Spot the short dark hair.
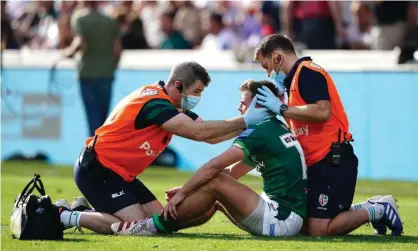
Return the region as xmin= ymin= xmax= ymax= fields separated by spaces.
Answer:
xmin=239 ymin=80 xmax=279 ymax=98
xmin=162 ymin=9 xmax=176 ymax=20
xmin=85 ymin=1 xmax=99 ymax=8
xmin=254 ymin=34 xmax=296 ymax=59
xmin=210 ymin=12 xmax=223 ymax=25
xmin=168 ymin=61 xmax=211 ymax=88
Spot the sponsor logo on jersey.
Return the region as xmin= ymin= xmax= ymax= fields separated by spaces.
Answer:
xmin=139 ymin=141 xmax=163 ymax=156
xmin=319 ymin=194 xmax=329 ymax=207
xmin=282 ymin=134 xmax=297 ymax=144
xmin=140 ymin=141 xmax=154 ymax=156
xmin=292 ymin=125 xmax=309 ymax=137
xmin=142 ymin=89 xmax=158 ymax=97
xmin=279 ymin=133 xmax=298 ymax=148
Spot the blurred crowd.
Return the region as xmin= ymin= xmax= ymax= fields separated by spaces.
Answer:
xmin=1 ymin=1 xmax=418 ymax=56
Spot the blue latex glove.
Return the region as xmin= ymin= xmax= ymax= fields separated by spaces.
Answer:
xmin=243 ymin=96 xmax=273 ymax=127
xmin=256 ymin=86 xmax=283 ymax=115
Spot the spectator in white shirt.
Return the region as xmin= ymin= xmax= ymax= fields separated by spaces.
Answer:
xmin=346 ymin=2 xmax=373 ymax=50
xmin=200 ymin=12 xmax=239 ymax=50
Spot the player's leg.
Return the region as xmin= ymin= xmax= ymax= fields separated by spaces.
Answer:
xmin=164 ymin=187 xmax=220 ymax=228
xmin=177 ymin=201 xmax=244 ymax=230
xmin=112 ymin=173 xmax=261 ymax=235
xmin=113 ymin=174 xmax=303 ymax=237
xmin=214 ymin=201 xmax=248 ymax=230
xmin=178 ymin=203 xmax=218 ymax=229
xmin=165 ymin=187 xmax=219 ymax=228
xmin=170 ymin=173 xmax=261 ymax=225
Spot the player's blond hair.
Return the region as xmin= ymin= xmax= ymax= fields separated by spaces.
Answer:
xmin=239 ymin=80 xmax=279 ymax=98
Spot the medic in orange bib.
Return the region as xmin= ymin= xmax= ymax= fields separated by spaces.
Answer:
xmin=254 ymin=34 xmax=403 ymax=237
xmin=56 ymin=61 xmax=272 ymax=234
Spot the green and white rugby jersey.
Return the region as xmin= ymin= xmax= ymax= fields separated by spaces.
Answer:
xmin=233 ymin=118 xmax=307 ymax=218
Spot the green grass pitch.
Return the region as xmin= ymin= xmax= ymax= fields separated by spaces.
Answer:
xmin=1 ymin=161 xmax=418 ymax=251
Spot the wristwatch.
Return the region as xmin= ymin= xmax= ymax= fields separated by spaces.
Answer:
xmin=279 ymin=104 xmax=288 ymax=116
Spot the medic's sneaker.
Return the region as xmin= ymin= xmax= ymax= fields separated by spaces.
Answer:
xmin=71 ymin=196 xmax=93 ymax=212
xmin=57 ymin=205 xmax=74 ymax=231
xmin=368 ymin=195 xmax=385 ymax=203
xmin=112 ymin=220 xmax=155 ymax=236
xmin=368 ymin=195 xmax=387 ymax=235
xmin=368 ymin=195 xmax=401 ymax=235
xmin=376 ymin=196 xmax=403 ymax=236
xmin=55 ymin=198 xmax=88 ymax=232
xmin=55 ymin=199 xmax=71 ymax=210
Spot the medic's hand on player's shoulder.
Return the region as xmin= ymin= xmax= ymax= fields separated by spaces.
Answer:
xmin=243 ymin=96 xmax=274 ymax=127
xmin=256 ymin=86 xmax=283 ymax=115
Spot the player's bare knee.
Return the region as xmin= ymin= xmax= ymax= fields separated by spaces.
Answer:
xmin=202 ymin=179 xmax=218 ymax=194
xmin=202 ymin=174 xmax=227 ymax=195
xmin=207 ymin=173 xmax=228 ymax=189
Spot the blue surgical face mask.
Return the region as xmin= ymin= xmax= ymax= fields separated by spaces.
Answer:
xmin=181 ymin=95 xmax=200 ymax=110
xmin=270 ymin=54 xmax=287 ymax=94
xmin=270 ymin=70 xmax=287 ymax=94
